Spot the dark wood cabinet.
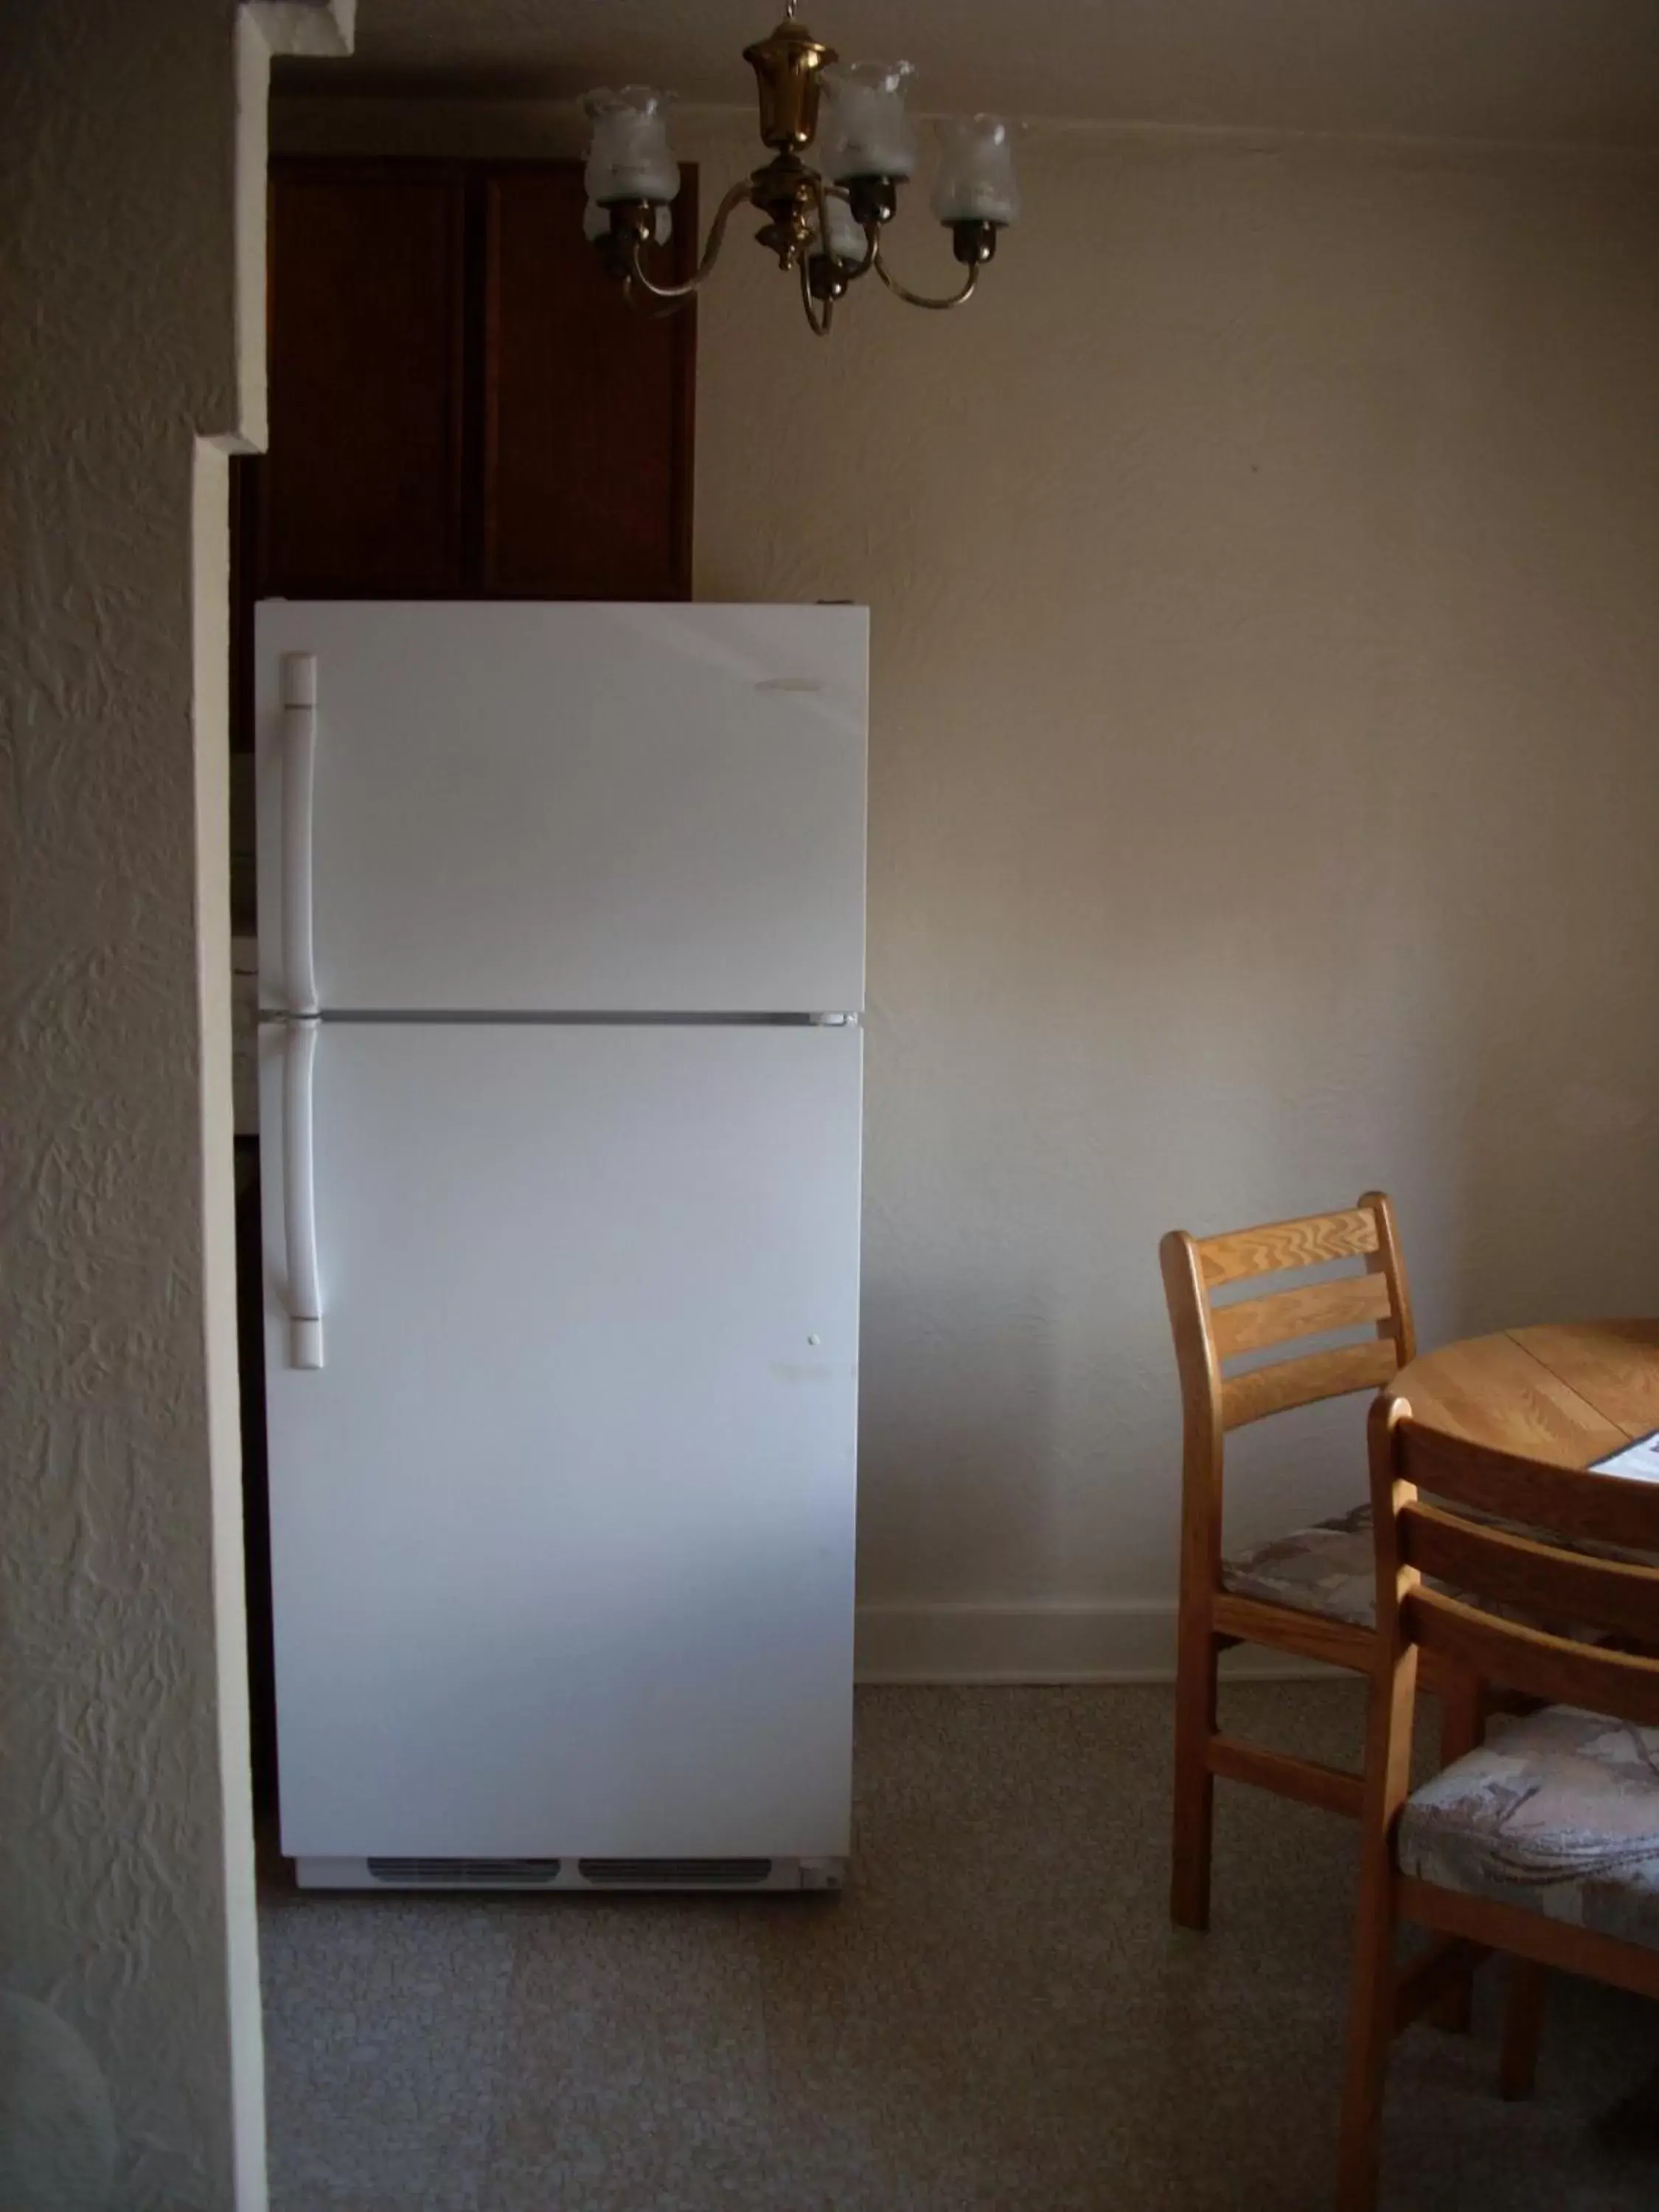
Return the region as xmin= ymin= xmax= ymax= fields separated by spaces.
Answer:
xmin=243 ymin=156 xmax=695 ymax=608
xmin=484 ymin=168 xmax=696 ymax=599
xmin=260 ymin=165 xmax=470 ymax=594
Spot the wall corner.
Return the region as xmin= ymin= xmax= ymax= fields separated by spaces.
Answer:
xmin=234 ymin=1 xmax=355 ymax=452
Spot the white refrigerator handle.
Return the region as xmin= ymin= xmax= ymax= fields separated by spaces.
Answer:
xmin=283 ymin=1018 xmax=325 ymax=1371
xmin=282 ymin=652 xmax=319 ymax=1017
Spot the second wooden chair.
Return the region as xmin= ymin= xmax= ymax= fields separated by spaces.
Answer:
xmin=1336 ymin=1399 xmax=1659 ymax=2210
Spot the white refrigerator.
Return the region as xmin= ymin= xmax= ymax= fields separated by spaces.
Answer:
xmin=254 ymin=601 xmax=866 ymax=1891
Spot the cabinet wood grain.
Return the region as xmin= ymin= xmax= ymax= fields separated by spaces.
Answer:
xmin=259 ymin=163 xmax=470 ymax=594
xmin=484 ymin=167 xmax=695 ymax=599
xmin=245 ymin=156 xmax=695 ymax=609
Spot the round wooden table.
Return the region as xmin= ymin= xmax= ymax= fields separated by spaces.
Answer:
xmin=1389 ymin=1320 xmax=1659 ymax=1468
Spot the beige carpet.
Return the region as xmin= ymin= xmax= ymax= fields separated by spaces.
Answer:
xmin=260 ymin=1682 xmax=1658 ymax=2211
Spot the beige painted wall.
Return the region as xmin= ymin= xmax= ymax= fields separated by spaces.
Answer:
xmin=1 ymin=4 xmax=336 ymax=2202
xmin=1 ymin=4 xmax=247 ymax=2197
xmin=278 ymin=98 xmax=1659 ymax=1675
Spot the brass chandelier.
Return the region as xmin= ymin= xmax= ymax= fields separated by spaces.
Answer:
xmin=580 ymin=4 xmax=1020 ymax=335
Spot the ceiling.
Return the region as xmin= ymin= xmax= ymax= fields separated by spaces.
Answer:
xmin=279 ymin=0 xmax=1659 ymax=148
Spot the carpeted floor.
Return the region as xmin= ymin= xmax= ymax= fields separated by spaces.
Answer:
xmin=260 ymin=1682 xmax=1658 ymax=2211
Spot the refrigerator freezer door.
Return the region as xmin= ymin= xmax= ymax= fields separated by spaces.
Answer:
xmin=260 ymin=1020 xmax=862 ymax=1860
xmin=256 ymin=601 xmax=867 ymax=1015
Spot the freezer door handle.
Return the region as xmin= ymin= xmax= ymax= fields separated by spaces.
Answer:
xmin=282 ymin=651 xmax=319 ymax=1017
xmin=282 ymin=1018 xmax=325 ymax=1370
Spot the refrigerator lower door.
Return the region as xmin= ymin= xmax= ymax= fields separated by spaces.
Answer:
xmin=259 ymin=1020 xmax=862 ymax=1865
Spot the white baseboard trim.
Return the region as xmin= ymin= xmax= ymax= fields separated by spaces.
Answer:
xmin=855 ymin=1599 xmax=1341 ymax=1685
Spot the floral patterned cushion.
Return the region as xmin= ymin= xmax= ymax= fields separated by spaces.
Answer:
xmin=1398 ymin=1705 xmax=1659 ymax=1950
xmin=1222 ymin=1503 xmax=1377 ymax=1627
xmin=1220 ymin=1503 xmax=1656 ymax=1638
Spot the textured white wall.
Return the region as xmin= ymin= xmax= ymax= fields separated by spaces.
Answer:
xmin=0 ymin=4 xmax=340 ymax=2203
xmin=276 ymin=98 xmax=1659 ymax=1675
xmin=1 ymin=6 xmax=244 ymax=2199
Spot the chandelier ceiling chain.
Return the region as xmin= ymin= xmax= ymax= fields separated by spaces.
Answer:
xmin=580 ymin=11 xmax=1019 ymax=336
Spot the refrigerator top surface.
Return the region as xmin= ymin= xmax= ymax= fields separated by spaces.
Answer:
xmin=256 ymin=600 xmax=868 ymax=1017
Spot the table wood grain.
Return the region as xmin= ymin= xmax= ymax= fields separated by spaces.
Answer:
xmin=1389 ymin=1320 xmax=1659 ymax=1469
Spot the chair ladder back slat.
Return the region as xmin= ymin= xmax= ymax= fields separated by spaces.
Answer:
xmin=1197 ymin=1205 xmax=1379 ymax=1290
xmin=1401 ymin=1499 xmax=1659 ymax=1651
xmin=1404 ymin=1585 xmax=1659 ymax=1730
xmin=1211 ymin=1270 xmax=1394 ymax=1358
xmin=1222 ymin=1339 xmax=1397 ymax=1430
xmin=1397 ymin=1419 xmax=1659 ymax=1559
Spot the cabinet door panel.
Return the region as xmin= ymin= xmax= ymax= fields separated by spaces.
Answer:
xmin=261 ymin=165 xmax=468 ymax=594
xmin=484 ymin=167 xmax=695 ymax=599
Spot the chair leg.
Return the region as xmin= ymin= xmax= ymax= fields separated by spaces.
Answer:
xmin=1428 ymin=1668 xmax=1485 ymax=2033
xmin=1499 ymin=1960 xmax=1546 ymax=2101
xmin=1338 ymin=1632 xmax=1420 ymax=2212
xmin=1336 ymin=1860 xmax=1399 ymax=2212
xmin=1170 ymin=1607 xmax=1218 ymax=1931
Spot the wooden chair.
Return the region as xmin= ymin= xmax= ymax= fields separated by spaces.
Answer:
xmin=1337 ymin=1399 xmax=1659 ymax=2211
xmin=1161 ymin=1192 xmax=1481 ymax=1931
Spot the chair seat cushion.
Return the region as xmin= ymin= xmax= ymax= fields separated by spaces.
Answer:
xmin=1398 ymin=1705 xmax=1659 ymax=1951
xmin=1221 ymin=1503 xmax=1377 ymax=1628
xmin=1220 ymin=1502 xmax=1655 ymax=1638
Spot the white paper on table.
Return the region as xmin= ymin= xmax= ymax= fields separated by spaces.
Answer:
xmin=1588 ymin=1429 xmax=1659 ymax=1483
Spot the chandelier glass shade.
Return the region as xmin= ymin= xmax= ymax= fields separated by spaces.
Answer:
xmin=580 ymin=5 xmax=1019 ymax=335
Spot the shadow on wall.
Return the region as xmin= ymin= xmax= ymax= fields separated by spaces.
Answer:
xmin=0 ymin=1993 xmax=116 ymax=2212
xmin=858 ymin=1258 xmax=1065 ymax=1605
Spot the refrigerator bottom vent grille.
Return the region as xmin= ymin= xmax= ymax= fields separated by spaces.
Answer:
xmin=577 ymin=1858 xmax=774 ymax=1886
xmin=366 ymin=1858 xmax=563 ymax=1886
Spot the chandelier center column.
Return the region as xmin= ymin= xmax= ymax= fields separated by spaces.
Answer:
xmin=742 ymin=17 xmax=839 ymax=150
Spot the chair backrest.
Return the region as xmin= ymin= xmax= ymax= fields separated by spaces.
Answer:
xmin=1371 ymin=1397 xmax=1659 ymax=1728
xmin=1160 ymin=1195 xmax=1416 ymax=1489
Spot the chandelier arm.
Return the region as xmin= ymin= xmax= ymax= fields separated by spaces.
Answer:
xmin=810 ymin=170 xmax=835 ymax=258
xmin=869 ymin=232 xmax=980 ymax=311
xmin=797 ymin=251 xmax=834 ymax=336
xmin=625 ymin=175 xmax=757 ymax=302
xmin=622 ymin=276 xmax=692 ymax=319
xmin=809 ymin=173 xmax=858 ymax=310
xmin=841 ymin=212 xmax=879 ymax=283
